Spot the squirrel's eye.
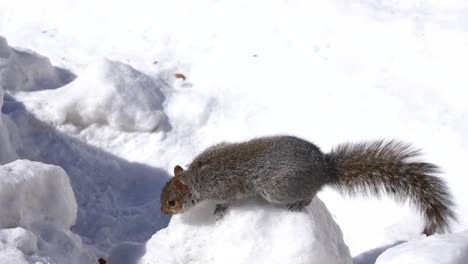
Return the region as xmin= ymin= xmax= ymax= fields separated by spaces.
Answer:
xmin=168 ymin=200 xmax=176 ymax=207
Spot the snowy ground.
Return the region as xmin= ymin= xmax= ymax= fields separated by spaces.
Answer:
xmin=130 ymin=198 xmax=352 ymax=264
xmin=1 ymin=0 xmax=468 ymax=263
xmin=0 ymin=160 xmax=95 ymax=264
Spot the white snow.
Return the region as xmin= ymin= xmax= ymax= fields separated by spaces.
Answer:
xmin=108 ymin=241 xmax=146 ymax=264
xmin=0 ymin=160 xmax=96 ymax=264
xmin=0 ymin=68 xmax=17 ymax=164
xmin=5 ymin=103 xmax=171 ymax=255
xmin=1 ymin=0 xmax=468 ymax=262
xmin=123 ymin=198 xmax=351 ymax=264
xmin=25 ymin=58 xmax=170 ymax=132
xmin=376 ymin=230 xmax=468 ymax=264
xmin=0 ymin=36 xmax=74 ymax=92
xmin=0 ymin=160 xmax=76 ymax=229
xmin=0 ymin=228 xmax=38 ymax=264
xmin=0 ymin=98 xmax=16 ymax=164
xmin=0 ymin=228 xmax=38 ymax=256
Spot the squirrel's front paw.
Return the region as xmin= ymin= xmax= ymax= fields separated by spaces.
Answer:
xmin=214 ymin=204 xmax=228 ymax=221
xmin=287 ymin=200 xmax=310 ymax=212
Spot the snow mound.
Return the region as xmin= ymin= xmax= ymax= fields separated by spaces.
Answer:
xmin=0 ymin=36 xmax=74 ymax=92
xmin=0 ymin=226 xmax=96 ymax=264
xmin=0 ymin=228 xmax=38 ymax=264
xmin=0 ymin=81 xmax=17 ymax=164
xmin=52 ymin=58 xmax=170 ymax=132
xmin=0 ymin=160 xmax=96 ymax=264
xmin=0 ymin=160 xmax=77 ymax=229
xmin=376 ymin=230 xmax=468 ymax=264
xmin=130 ymin=198 xmax=351 ymax=264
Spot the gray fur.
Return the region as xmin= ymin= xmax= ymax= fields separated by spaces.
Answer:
xmin=163 ymin=135 xmax=456 ymax=235
xmin=180 ymin=136 xmax=332 ymax=207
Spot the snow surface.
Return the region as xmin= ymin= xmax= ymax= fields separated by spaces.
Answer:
xmin=0 ymin=70 xmax=17 ymax=164
xmin=0 ymin=160 xmax=76 ymax=229
xmin=18 ymin=58 xmax=170 ymax=132
xmin=127 ymin=198 xmax=351 ymax=264
xmin=0 ymin=160 xmax=95 ymax=264
xmin=1 ymin=0 xmax=468 ymax=262
xmin=0 ymin=99 xmax=16 ymax=164
xmin=5 ymin=102 xmax=171 ymax=255
xmin=0 ymin=36 xmax=171 ymax=257
xmin=376 ymin=230 xmax=468 ymax=264
xmin=0 ymin=36 xmax=74 ymax=92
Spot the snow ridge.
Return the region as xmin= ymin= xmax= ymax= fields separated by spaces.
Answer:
xmin=0 ymin=160 xmax=95 ymax=264
xmin=0 ymin=36 xmax=75 ymax=92
xmin=130 ymin=198 xmax=352 ymax=264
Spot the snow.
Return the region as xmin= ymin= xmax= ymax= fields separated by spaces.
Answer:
xmin=0 ymin=228 xmax=38 ymax=256
xmin=376 ymin=230 xmax=468 ymax=264
xmin=0 ymin=160 xmax=96 ymax=264
xmin=0 ymin=36 xmax=74 ymax=92
xmin=0 ymin=105 xmax=16 ymax=164
xmin=0 ymin=247 xmax=29 ymax=264
xmin=5 ymin=102 xmax=171 ymax=255
xmin=0 ymin=37 xmax=171 ymax=256
xmin=0 ymin=160 xmax=76 ymax=229
xmin=21 ymin=58 xmax=171 ymax=132
xmin=0 ymin=228 xmax=39 ymax=264
xmin=0 ymin=67 xmax=17 ymax=164
xmin=119 ymin=198 xmax=351 ymax=264
xmin=1 ymin=0 xmax=468 ymax=262
xmin=108 ymin=241 xmax=146 ymax=264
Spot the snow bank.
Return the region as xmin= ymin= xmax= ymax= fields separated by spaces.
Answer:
xmin=0 ymin=160 xmax=77 ymax=229
xmin=129 ymin=198 xmax=351 ymax=264
xmin=6 ymin=97 xmax=171 ymax=254
xmin=50 ymin=58 xmax=170 ymax=132
xmin=0 ymin=227 xmax=39 ymax=264
xmin=0 ymin=226 xmax=96 ymax=264
xmin=0 ymin=160 xmax=96 ymax=264
xmin=0 ymin=36 xmax=74 ymax=92
xmin=0 ymin=78 xmax=17 ymax=164
xmin=376 ymin=230 xmax=468 ymax=264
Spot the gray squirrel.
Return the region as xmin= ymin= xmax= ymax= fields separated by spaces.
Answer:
xmin=161 ymin=135 xmax=456 ymax=235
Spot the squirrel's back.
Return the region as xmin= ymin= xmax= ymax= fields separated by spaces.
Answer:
xmin=190 ymin=136 xmax=330 ymax=179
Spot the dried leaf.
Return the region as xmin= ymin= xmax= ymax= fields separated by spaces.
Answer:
xmin=174 ymin=73 xmax=186 ymax=80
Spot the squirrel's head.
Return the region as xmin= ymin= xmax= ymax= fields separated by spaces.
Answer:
xmin=161 ymin=165 xmax=192 ymax=215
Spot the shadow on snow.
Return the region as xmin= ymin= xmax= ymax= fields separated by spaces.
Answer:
xmin=3 ymin=94 xmax=170 ymax=258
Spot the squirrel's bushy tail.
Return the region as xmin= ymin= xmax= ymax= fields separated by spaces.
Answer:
xmin=325 ymin=140 xmax=456 ymax=235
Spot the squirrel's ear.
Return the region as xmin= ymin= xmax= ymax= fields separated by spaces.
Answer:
xmin=173 ymin=179 xmax=189 ymax=195
xmin=174 ymin=165 xmax=184 ymax=176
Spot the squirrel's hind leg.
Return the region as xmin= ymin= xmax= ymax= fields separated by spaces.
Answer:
xmin=287 ymin=200 xmax=312 ymax=212
xmin=257 ymin=172 xmax=317 ymax=212
xmin=260 ymin=189 xmax=314 ymax=212
xmin=214 ymin=203 xmax=229 ymax=221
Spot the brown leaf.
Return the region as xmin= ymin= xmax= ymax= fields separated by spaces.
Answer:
xmin=174 ymin=73 xmax=186 ymax=80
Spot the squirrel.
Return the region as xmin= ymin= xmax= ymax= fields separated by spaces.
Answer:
xmin=161 ymin=135 xmax=456 ymax=235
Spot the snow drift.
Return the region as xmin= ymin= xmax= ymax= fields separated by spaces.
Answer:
xmin=46 ymin=58 xmax=170 ymax=132
xmin=0 ymin=36 xmax=74 ymax=92
xmin=125 ymin=198 xmax=352 ymax=264
xmin=1 ymin=35 xmax=171 ymax=254
xmin=376 ymin=230 xmax=468 ymax=264
xmin=0 ymin=75 xmax=17 ymax=164
xmin=7 ymin=87 xmax=171 ymax=254
xmin=0 ymin=160 xmax=76 ymax=229
xmin=0 ymin=228 xmax=37 ymax=264
xmin=0 ymin=160 xmax=95 ymax=264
